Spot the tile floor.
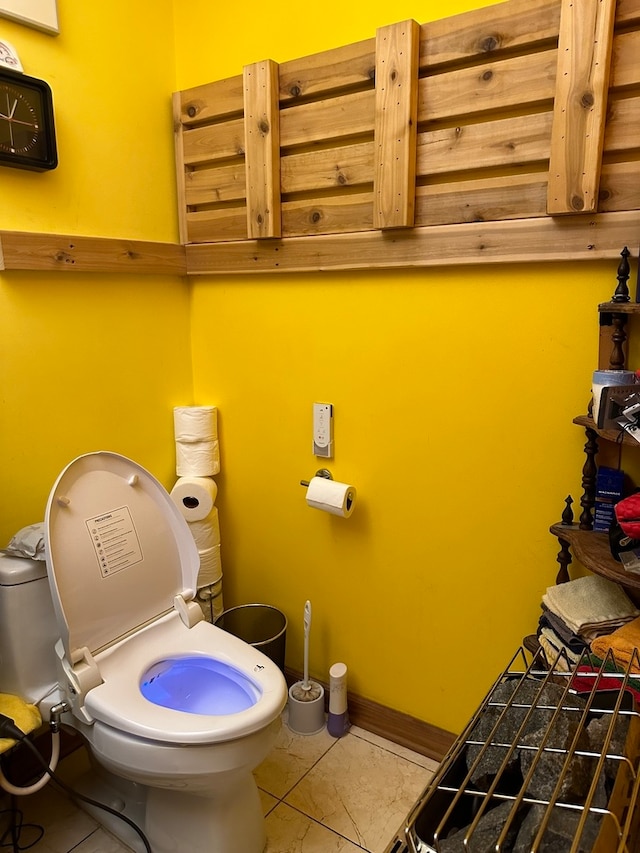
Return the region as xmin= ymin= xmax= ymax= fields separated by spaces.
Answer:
xmin=0 ymin=711 xmax=438 ymax=852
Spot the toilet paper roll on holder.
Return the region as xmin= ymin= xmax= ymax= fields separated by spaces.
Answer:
xmin=300 ymin=469 xmax=332 ymax=488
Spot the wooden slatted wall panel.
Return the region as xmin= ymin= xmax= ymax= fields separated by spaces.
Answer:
xmin=547 ymin=0 xmax=616 ymax=214
xmin=243 ymin=60 xmax=281 ymax=238
xmin=372 ymin=20 xmax=420 ymax=229
xmin=174 ymin=0 xmax=640 ymax=270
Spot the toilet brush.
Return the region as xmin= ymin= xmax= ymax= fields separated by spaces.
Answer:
xmin=287 ymin=601 xmax=325 ymax=734
xmin=290 ymin=601 xmax=321 ymax=702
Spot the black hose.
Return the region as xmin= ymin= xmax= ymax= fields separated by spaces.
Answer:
xmin=0 ymin=715 xmax=152 ymax=853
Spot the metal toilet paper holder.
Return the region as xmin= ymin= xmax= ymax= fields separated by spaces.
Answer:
xmin=300 ymin=469 xmax=332 ymax=488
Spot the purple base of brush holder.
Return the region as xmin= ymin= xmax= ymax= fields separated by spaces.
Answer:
xmin=327 ymin=710 xmax=350 ymax=738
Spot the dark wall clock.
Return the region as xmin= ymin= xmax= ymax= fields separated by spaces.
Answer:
xmin=0 ymin=68 xmax=57 ymax=171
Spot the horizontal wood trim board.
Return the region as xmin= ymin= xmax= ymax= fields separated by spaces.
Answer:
xmin=185 ymin=210 xmax=640 ymax=275
xmin=0 ymin=232 xmax=187 ymax=275
xmin=284 ymin=667 xmax=455 ymax=762
xmin=3 ymin=206 xmax=638 ymax=279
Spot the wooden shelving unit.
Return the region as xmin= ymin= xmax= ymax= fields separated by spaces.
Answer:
xmin=550 ymin=279 xmax=640 ymax=601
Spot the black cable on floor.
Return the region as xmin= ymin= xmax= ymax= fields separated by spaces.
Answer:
xmin=0 ymin=797 xmax=44 ymax=851
xmin=0 ymin=725 xmax=152 ymax=853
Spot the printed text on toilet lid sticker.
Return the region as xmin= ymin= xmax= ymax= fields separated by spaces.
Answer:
xmin=85 ymin=506 xmax=143 ymax=578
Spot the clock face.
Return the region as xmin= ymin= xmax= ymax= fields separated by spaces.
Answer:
xmin=0 ymin=83 xmax=42 ymax=155
xmin=0 ymin=71 xmax=57 ymax=171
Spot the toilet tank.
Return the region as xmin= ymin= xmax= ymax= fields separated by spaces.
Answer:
xmin=0 ymin=552 xmax=60 ymax=704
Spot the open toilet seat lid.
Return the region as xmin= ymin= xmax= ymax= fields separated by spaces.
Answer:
xmin=45 ymin=452 xmax=200 ymax=663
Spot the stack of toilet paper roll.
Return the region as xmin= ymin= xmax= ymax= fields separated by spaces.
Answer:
xmin=174 ymin=405 xmax=220 ymax=477
xmin=170 ymin=406 xmax=223 ymax=623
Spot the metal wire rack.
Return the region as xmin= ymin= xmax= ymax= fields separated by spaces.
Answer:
xmin=386 ymin=645 xmax=640 ymax=853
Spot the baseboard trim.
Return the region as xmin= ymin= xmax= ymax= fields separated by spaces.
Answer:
xmin=284 ymin=667 xmax=456 ymax=763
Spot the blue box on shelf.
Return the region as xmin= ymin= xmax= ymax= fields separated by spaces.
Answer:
xmin=593 ymin=466 xmax=624 ymax=532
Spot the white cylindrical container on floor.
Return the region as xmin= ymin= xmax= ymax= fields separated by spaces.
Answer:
xmin=327 ymin=662 xmax=350 ymax=737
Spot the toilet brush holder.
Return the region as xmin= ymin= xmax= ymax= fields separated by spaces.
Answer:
xmin=287 ymin=681 xmax=325 ymax=735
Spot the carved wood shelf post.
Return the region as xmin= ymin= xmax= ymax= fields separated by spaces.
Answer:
xmin=555 ymin=536 xmax=572 ymax=584
xmin=612 ymin=246 xmax=631 ymax=302
xmin=609 ymin=313 xmax=629 ymax=370
xmin=578 ymin=426 xmax=599 ymax=530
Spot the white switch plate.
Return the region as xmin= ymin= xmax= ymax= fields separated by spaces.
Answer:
xmin=313 ymin=402 xmax=333 ymax=457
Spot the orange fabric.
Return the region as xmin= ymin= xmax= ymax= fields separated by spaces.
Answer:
xmin=590 ymin=615 xmax=640 ymax=674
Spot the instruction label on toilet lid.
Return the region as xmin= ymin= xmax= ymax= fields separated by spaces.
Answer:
xmin=85 ymin=506 xmax=143 ymax=578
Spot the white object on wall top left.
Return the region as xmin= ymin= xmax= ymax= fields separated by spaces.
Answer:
xmin=0 ymin=0 xmax=58 ymax=35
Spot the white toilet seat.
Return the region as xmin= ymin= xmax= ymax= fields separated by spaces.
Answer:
xmin=81 ymin=611 xmax=285 ymax=743
xmin=45 ymin=451 xmax=201 ymax=663
xmin=45 ymin=452 xmax=287 ymax=742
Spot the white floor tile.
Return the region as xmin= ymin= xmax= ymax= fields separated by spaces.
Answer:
xmin=259 ymin=788 xmax=280 ymax=816
xmin=5 ymin=783 xmax=97 ymax=852
xmin=71 ymin=827 xmax=134 ymax=852
xmin=264 ymin=803 xmax=364 ymax=852
xmin=349 ymin=725 xmax=440 ymax=773
xmin=254 ymin=715 xmax=337 ymax=799
xmin=285 ymin=730 xmax=433 ymax=853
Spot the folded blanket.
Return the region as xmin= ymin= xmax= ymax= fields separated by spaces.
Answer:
xmin=538 ymin=606 xmax=588 ymax=654
xmin=590 ymin=615 xmax=640 ymax=675
xmin=543 ymin=575 xmax=639 ymax=638
xmin=538 ymin=634 xmax=574 ymax=672
xmin=0 ymin=692 xmax=42 ymax=754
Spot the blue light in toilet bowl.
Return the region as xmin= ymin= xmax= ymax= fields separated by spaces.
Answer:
xmin=140 ymin=657 xmax=262 ymax=715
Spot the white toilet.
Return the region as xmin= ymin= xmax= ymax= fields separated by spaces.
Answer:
xmin=0 ymin=451 xmax=288 ymax=853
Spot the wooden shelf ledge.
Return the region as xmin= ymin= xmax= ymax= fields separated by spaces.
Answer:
xmin=598 ymin=302 xmax=640 ymax=315
xmin=0 ymin=231 xmax=186 ymax=276
xmin=550 ymin=523 xmax=640 ymax=597
xmin=572 ymin=414 xmax=640 ymax=446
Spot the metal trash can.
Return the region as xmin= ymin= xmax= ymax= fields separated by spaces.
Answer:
xmin=214 ymin=604 xmax=287 ymax=672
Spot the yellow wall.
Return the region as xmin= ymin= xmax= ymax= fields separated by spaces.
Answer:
xmin=175 ymin=0 xmax=632 ymax=733
xmin=0 ymin=3 xmax=192 ymax=535
xmin=0 ymin=3 xmax=178 ymax=239
xmin=0 ymin=0 xmax=634 ymax=740
xmin=189 ymin=265 xmax=614 ymax=734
